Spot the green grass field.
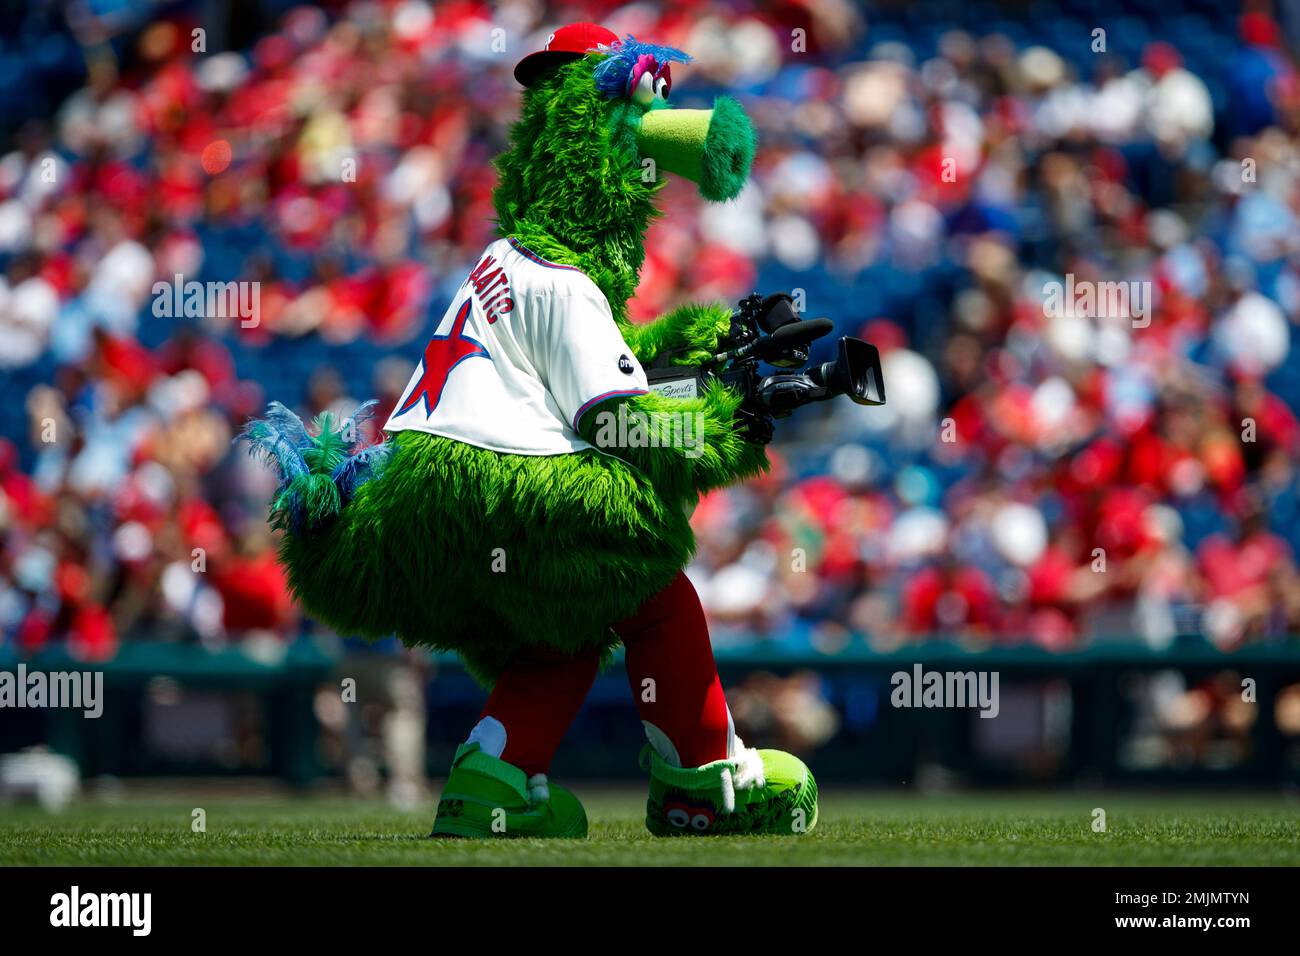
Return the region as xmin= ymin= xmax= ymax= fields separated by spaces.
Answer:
xmin=2 ymin=789 xmax=1298 ymax=866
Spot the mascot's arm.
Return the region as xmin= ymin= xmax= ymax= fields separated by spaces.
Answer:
xmin=620 ymin=302 xmax=731 ymax=367
xmin=539 ymin=285 xmax=764 ymax=502
xmin=577 ymin=382 xmax=768 ymax=505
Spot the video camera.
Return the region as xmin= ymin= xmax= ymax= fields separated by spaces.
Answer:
xmin=645 ymin=292 xmax=885 ymax=440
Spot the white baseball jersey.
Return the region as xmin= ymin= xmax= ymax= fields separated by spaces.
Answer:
xmin=383 ymin=237 xmax=648 ymax=455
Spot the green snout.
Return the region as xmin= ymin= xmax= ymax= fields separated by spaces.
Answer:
xmin=636 ymin=96 xmax=755 ymax=202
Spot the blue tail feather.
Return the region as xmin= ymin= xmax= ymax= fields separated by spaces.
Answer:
xmin=237 ymin=417 xmax=310 ymax=483
xmin=237 ymin=401 xmax=391 ymax=532
xmin=331 ymin=443 xmax=393 ymax=503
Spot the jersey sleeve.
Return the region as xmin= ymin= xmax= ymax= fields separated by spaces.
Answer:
xmin=537 ymin=277 xmax=649 ymax=431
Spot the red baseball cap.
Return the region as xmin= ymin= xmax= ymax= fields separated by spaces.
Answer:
xmin=514 ymin=22 xmax=618 ymax=87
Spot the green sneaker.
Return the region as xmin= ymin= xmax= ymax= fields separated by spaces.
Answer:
xmin=643 ymin=739 xmax=818 ymax=837
xmin=430 ymin=743 xmax=588 ymax=839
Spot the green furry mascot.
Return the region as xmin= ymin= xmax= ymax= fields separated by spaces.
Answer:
xmin=242 ymin=23 xmax=817 ymax=838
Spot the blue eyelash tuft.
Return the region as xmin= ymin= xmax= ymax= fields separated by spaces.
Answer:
xmin=592 ymin=35 xmax=691 ymax=99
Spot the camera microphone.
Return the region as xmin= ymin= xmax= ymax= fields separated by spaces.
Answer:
xmin=709 ymin=317 xmax=833 ymax=367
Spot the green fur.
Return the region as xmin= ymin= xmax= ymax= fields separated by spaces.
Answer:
xmin=697 ymin=96 xmax=755 ymax=202
xmin=620 ymin=301 xmax=733 ymax=366
xmin=280 ymin=431 xmax=692 ymax=684
xmin=580 ymin=383 xmax=768 ymax=509
xmin=272 ymin=47 xmax=764 ymax=684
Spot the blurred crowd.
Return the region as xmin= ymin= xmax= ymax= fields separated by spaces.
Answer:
xmin=3 ymin=0 xmax=1300 ymax=662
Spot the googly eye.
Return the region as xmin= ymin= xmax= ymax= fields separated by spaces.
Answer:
xmin=633 ymin=69 xmax=657 ymax=105
xmin=655 ymin=65 xmax=672 ymax=101
xmin=667 ymin=808 xmax=690 ymax=828
xmin=690 ymin=813 xmax=712 ymax=831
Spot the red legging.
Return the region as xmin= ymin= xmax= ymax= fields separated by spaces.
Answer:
xmin=478 ymin=572 xmax=731 ymax=776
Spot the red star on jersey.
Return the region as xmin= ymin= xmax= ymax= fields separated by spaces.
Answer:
xmin=396 ymin=299 xmax=490 ymax=416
